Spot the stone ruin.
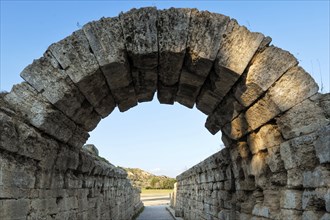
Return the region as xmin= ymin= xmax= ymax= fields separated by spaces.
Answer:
xmin=0 ymin=7 xmax=329 ymax=220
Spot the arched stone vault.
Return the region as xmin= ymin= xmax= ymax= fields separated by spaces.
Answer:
xmin=1 ymin=7 xmax=329 ymax=220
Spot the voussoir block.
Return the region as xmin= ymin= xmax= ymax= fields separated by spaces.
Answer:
xmin=234 ymin=46 xmax=298 ymax=108
xmin=20 ymin=55 xmax=101 ymax=131
xmin=197 ymin=20 xmax=266 ymax=114
xmin=176 ymin=10 xmax=230 ymax=108
xmin=4 ymin=83 xmax=87 ymax=144
xmin=157 ymin=8 xmax=191 ymax=104
xmin=83 ymin=17 xmax=138 ymax=112
xmin=48 ymin=29 xmax=116 ymax=117
xmin=120 ymin=7 xmax=158 ymax=102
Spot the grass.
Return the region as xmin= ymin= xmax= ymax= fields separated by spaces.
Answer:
xmin=140 ymin=189 xmax=173 ymax=196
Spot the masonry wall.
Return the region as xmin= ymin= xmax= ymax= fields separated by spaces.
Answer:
xmin=0 ymin=97 xmax=143 ymax=220
xmin=173 ymin=93 xmax=330 ymax=220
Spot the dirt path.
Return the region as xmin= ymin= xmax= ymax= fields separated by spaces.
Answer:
xmin=136 ymin=192 xmax=174 ymax=220
xmin=136 ymin=205 xmax=174 ymax=220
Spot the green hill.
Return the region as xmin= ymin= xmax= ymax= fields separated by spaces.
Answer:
xmin=123 ymin=167 xmax=176 ymax=190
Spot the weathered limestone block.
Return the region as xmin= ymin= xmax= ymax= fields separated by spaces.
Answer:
xmin=68 ymin=126 xmax=90 ymax=149
xmin=83 ymin=17 xmax=137 ymax=112
xmin=247 ymin=124 xmax=283 ymax=154
xmin=246 ymin=93 xmax=282 ymax=131
xmin=0 ymin=199 xmax=30 ymax=219
xmin=14 ymin=117 xmax=59 ymax=169
xmin=48 ymin=29 xmax=116 ymax=117
xmin=287 ymin=168 xmax=303 ymax=189
xmin=234 ymin=46 xmax=298 ymax=107
xmin=252 ymin=203 xmax=270 ymax=218
xmin=280 ymin=133 xmax=319 ymax=170
xmin=205 ymin=94 xmax=244 ymax=134
xmin=120 ymin=7 xmax=158 ymax=102
xmin=302 ymin=189 xmax=327 ymax=211
xmin=250 ymin=152 xmax=267 ymax=177
xmin=281 ymin=209 xmax=302 ymax=220
xmin=197 ymin=20 xmax=265 ymax=114
xmin=302 ymin=211 xmax=324 ymax=220
xmin=321 ymin=213 xmax=330 ymax=220
xmin=4 ymin=83 xmax=88 ymax=144
xmin=83 ymin=144 xmax=99 ymax=156
xmin=55 ymin=145 xmax=79 ymax=171
xmin=267 ymin=66 xmax=319 ymax=112
xmin=177 ymin=10 xmax=230 ymax=108
xmin=317 ymin=93 xmax=330 ymax=118
xmin=277 ymin=98 xmax=329 ymax=140
xmin=303 ymin=166 xmax=330 ymax=188
xmin=314 ymin=125 xmax=330 ymax=164
xmin=265 ymin=145 xmax=285 ymax=173
xmin=222 ymin=113 xmax=251 ymax=140
xmin=0 ymin=153 xmax=36 ymax=189
xmin=31 ymin=198 xmax=57 ymax=215
xmin=157 ymin=8 xmax=191 ymax=104
xmin=0 ymin=112 xmax=18 ymax=153
xmin=1 ymin=109 xmax=59 ymax=169
xmin=280 ymin=190 xmax=302 ymax=210
xmin=21 ymin=55 xmax=100 ymax=131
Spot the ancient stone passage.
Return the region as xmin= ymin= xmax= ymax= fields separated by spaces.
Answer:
xmin=0 ymin=7 xmax=329 ymax=220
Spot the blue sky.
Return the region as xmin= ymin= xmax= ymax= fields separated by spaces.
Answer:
xmin=1 ymin=1 xmax=329 ymax=177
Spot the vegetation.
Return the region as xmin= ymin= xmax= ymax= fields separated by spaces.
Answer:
xmin=123 ymin=167 xmax=176 ymax=190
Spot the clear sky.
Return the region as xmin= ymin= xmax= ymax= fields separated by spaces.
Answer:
xmin=1 ymin=1 xmax=329 ymax=177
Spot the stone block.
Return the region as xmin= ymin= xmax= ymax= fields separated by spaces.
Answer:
xmin=222 ymin=113 xmax=251 ymax=139
xmin=50 ymin=31 xmax=115 ymax=117
xmin=280 ymin=190 xmax=302 ymax=209
xmin=4 ymin=83 xmax=79 ymax=143
xmin=83 ymin=144 xmax=99 ymax=156
xmin=250 ymin=153 xmax=267 ymax=177
xmin=0 ymin=199 xmax=30 ymax=219
xmin=317 ymin=93 xmax=330 ymax=118
xmin=280 ymin=133 xmax=319 ymax=170
xmin=280 ymin=209 xmax=302 ymax=220
xmin=157 ymin=8 xmax=191 ymax=104
xmin=0 ymin=153 xmax=36 ymax=189
xmin=120 ymin=7 xmax=158 ymax=102
xmin=324 ymin=189 xmax=330 ymax=212
xmin=287 ymin=168 xmax=303 ymax=189
xmin=267 ymin=66 xmax=318 ymax=112
xmin=83 ymin=17 xmax=137 ymax=111
xmin=235 ymin=46 xmax=298 ymax=107
xmin=252 ymin=204 xmax=269 ymax=218
xmin=57 ymin=196 xmax=79 ymax=211
xmin=302 ymin=211 xmax=324 ymax=220
xmin=205 ymin=94 xmax=244 ymax=134
xmin=197 ymin=20 xmax=265 ymax=114
xmin=302 ymin=190 xmax=326 ymax=211
xmin=216 ymin=19 xmax=265 ymax=78
xmin=31 ymin=198 xmax=57 ymax=215
xmin=177 ymin=9 xmax=230 ymax=108
xmin=21 ymin=54 xmax=100 ymax=131
xmin=0 ymin=111 xmax=19 ymax=154
xmin=314 ymin=125 xmax=330 ymax=164
xmin=248 ymin=124 xmax=283 ymax=154
xmin=321 ymin=213 xmax=330 ymax=220
xmin=265 ymin=145 xmax=285 ymax=173
xmin=245 ymin=94 xmax=281 ymax=131
xmin=277 ymin=98 xmax=329 ymax=140
xmin=55 ymin=146 xmax=79 ymax=171
xmin=303 ymin=166 xmax=330 ymax=188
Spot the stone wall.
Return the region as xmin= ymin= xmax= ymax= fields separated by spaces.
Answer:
xmin=0 ymin=97 xmax=143 ymax=220
xmin=173 ymin=93 xmax=329 ymax=219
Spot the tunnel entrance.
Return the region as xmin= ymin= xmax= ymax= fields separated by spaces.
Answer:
xmin=0 ymin=7 xmax=329 ymax=220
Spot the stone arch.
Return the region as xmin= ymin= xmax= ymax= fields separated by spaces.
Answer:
xmin=1 ymin=7 xmax=329 ymax=220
